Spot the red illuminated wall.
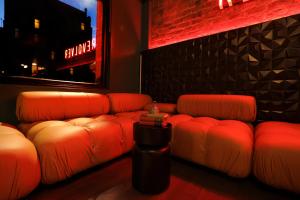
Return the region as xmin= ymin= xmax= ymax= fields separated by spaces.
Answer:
xmin=96 ymin=0 xmax=103 ymax=80
xmin=149 ymin=0 xmax=300 ymax=49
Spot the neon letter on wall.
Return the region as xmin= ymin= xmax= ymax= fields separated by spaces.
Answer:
xmin=219 ymin=0 xmax=249 ymax=10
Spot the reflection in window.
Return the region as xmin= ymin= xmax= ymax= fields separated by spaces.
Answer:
xmin=14 ymin=28 xmax=19 ymax=38
xmin=0 ymin=0 xmax=103 ymax=83
xmin=50 ymin=51 xmax=55 ymax=60
xmin=34 ymin=18 xmax=40 ymax=29
xmin=70 ymin=68 xmax=74 ymax=75
xmin=33 ymin=33 xmax=39 ymax=42
xmin=31 ymin=62 xmax=38 ymax=76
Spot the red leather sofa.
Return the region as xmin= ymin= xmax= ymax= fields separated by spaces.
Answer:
xmin=167 ymin=94 xmax=256 ymax=178
xmin=16 ymin=92 xmax=154 ymax=184
xmin=2 ymin=91 xmax=298 ymax=197
xmin=0 ymin=123 xmax=40 ymax=200
xmin=253 ymin=121 xmax=300 ymax=193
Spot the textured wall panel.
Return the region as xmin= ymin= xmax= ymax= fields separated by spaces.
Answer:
xmin=142 ymin=14 xmax=300 ymax=122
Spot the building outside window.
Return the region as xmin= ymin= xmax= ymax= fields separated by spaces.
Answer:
xmin=0 ymin=0 xmax=104 ymax=84
xmin=81 ymin=22 xmax=85 ymax=31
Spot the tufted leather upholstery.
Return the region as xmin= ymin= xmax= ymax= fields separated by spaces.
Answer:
xmin=16 ymin=92 xmax=150 ymax=184
xmin=169 ymin=94 xmax=256 ymax=177
xmin=19 ymin=116 xmax=134 ymax=184
xmin=0 ymin=123 xmax=40 ymax=200
xmin=254 ymin=121 xmax=300 ymax=193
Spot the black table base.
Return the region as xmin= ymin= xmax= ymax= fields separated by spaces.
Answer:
xmin=132 ymin=122 xmax=171 ymax=194
xmin=132 ymin=145 xmax=170 ymax=194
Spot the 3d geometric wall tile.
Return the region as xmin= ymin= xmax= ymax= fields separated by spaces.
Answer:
xmin=142 ymin=14 xmax=300 ymax=122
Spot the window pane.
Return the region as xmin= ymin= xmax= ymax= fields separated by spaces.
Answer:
xmin=0 ymin=0 xmax=102 ymax=83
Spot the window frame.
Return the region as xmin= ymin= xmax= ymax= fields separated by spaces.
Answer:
xmin=0 ymin=0 xmax=110 ymax=90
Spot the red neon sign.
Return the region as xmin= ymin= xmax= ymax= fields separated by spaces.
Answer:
xmin=65 ymin=38 xmax=96 ymax=60
xmin=219 ymin=0 xmax=249 ymax=9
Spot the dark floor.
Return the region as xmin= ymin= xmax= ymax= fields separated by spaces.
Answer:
xmin=25 ymin=155 xmax=299 ymax=200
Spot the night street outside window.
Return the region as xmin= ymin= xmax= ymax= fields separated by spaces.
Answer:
xmin=0 ymin=0 xmax=107 ymax=85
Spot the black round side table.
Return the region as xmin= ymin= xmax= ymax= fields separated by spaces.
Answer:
xmin=132 ymin=122 xmax=172 ymax=194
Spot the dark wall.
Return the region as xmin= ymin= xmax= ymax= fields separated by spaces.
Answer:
xmin=109 ymin=0 xmax=142 ymax=92
xmin=142 ymin=14 xmax=300 ymax=123
xmin=0 ymin=0 xmax=142 ymax=125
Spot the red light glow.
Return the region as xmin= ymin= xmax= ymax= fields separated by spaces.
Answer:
xmin=149 ymin=0 xmax=300 ymax=49
xmin=219 ymin=0 xmax=249 ymax=9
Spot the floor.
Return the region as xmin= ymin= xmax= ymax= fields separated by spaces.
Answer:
xmin=26 ymin=155 xmax=299 ymax=200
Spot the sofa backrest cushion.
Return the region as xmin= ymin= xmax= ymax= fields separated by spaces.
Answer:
xmin=16 ymin=91 xmax=110 ymax=122
xmin=107 ymin=93 xmax=152 ymax=113
xmin=177 ymin=94 xmax=256 ymax=122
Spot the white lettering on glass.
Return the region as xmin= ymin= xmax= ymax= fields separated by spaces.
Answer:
xmin=64 ymin=39 xmax=96 ymax=60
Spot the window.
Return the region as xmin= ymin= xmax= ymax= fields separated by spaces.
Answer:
xmin=34 ymin=18 xmax=40 ymax=29
xmin=81 ymin=22 xmax=85 ymax=31
xmin=0 ymin=0 xmax=110 ymax=87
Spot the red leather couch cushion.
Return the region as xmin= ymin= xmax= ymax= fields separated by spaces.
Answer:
xmin=177 ymin=94 xmax=256 ymax=122
xmin=16 ymin=91 xmax=110 ymax=122
xmin=107 ymin=93 xmax=152 ymax=113
xmin=254 ymin=121 xmax=300 ymax=193
xmin=0 ymin=124 xmax=40 ymax=199
xmin=170 ymin=116 xmax=253 ymax=177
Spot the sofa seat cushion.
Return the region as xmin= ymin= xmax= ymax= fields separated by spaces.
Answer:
xmin=0 ymin=124 xmax=40 ymax=200
xmin=167 ymin=114 xmax=198 ymax=127
xmin=171 ymin=116 xmax=253 ymax=178
xmin=254 ymin=122 xmax=300 ymax=193
xmin=19 ymin=115 xmax=134 ymax=184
